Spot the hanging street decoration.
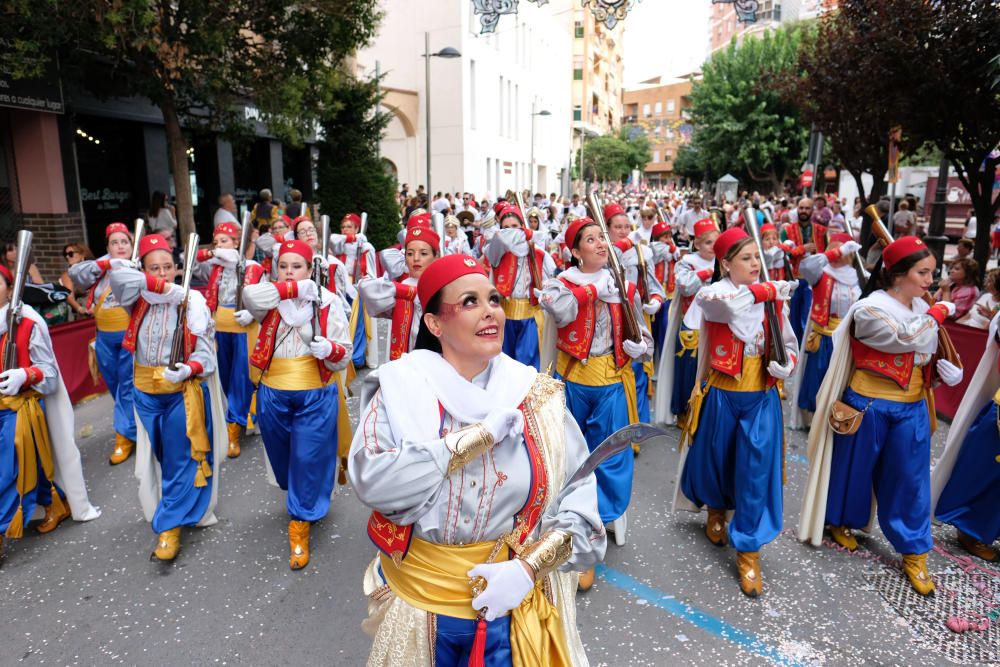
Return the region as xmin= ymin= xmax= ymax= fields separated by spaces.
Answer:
xmin=712 ymin=0 xmax=761 ymax=23
xmin=581 ymin=0 xmax=640 ymax=29
xmin=471 ymin=0 xmax=653 ymax=34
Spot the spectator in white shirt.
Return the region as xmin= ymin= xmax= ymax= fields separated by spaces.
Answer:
xmin=213 ymin=192 xmax=240 ymax=226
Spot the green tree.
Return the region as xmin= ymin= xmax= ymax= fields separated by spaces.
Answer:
xmin=577 ymin=136 xmax=632 ymax=183
xmin=688 ymin=26 xmax=809 ymax=192
xmin=5 ymin=0 xmax=382 ymax=238
xmin=673 ymin=143 xmax=709 ymax=186
xmin=618 ymin=125 xmax=652 ymax=172
xmin=316 ymin=75 xmax=399 ymax=251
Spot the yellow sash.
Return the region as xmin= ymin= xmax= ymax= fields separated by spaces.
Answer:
xmin=379 ymin=537 xmax=570 ymax=667
xmin=849 ymin=366 xmax=924 ymax=403
xmin=557 ymin=351 xmax=638 ymax=424
xmin=133 ymin=364 xmax=213 ymax=488
xmin=805 ymin=317 xmax=841 ymax=353
xmin=1 ymin=391 xmax=65 ymax=538
xmin=261 ymin=355 xmax=328 ymax=391
xmin=215 ymin=305 xmax=260 ymax=336
xmin=502 ymin=297 xmax=545 ymax=342
xmin=680 ymin=356 xmax=768 ymax=448
xmin=94 ymin=287 xmax=130 ymax=332
xmin=677 ymin=329 xmax=699 ymax=357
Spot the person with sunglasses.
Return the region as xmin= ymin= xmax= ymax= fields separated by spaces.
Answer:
xmin=60 ymin=243 xmax=94 ymax=319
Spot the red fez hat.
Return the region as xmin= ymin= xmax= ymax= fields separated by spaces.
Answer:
xmin=105 ymin=222 xmax=130 ymax=239
xmin=693 ymin=217 xmax=718 ymax=238
xmin=417 ymin=254 xmax=488 ymax=307
xmin=829 ymin=232 xmax=852 ymax=245
xmin=138 ymin=234 xmax=170 ymax=259
xmin=279 ymin=214 xmax=293 ymax=225
xmin=278 ymin=239 xmax=313 ymax=264
xmin=498 ymin=205 xmax=523 ymax=225
xmin=603 ymin=203 xmax=626 ymax=220
xmin=651 ymin=222 xmax=670 ymax=239
xmin=713 ymin=227 xmax=749 ymax=261
xmin=342 ymin=213 xmax=361 ymax=226
xmin=493 ymin=201 xmax=508 ymax=216
xmin=290 ymin=216 xmax=313 ymax=232
xmin=407 ymin=212 xmax=433 ymax=230
xmin=406 ymin=226 xmax=440 ymax=251
xmin=759 ymin=223 xmax=778 ymax=236
xmin=565 ymin=218 xmax=598 ymax=249
xmin=0 ymin=265 xmax=12 ymax=286
xmin=214 ymin=222 xmax=240 ymax=239
xmin=882 ymin=235 xmax=926 ymax=270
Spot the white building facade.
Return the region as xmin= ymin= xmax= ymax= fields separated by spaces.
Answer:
xmin=356 ymin=0 xmax=574 ymax=199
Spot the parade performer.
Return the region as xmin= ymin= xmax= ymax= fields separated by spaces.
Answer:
xmin=351 ymin=253 xmax=605 ymax=666
xmin=358 ymin=224 xmax=439 ymax=362
xmin=68 ymin=222 xmax=138 ymax=464
xmin=110 ymin=234 xmax=226 ymax=561
xmin=789 ymin=234 xmax=862 ymax=429
xmin=243 ymin=240 xmax=352 ymax=570
xmin=331 ymin=213 xmax=378 ymax=369
xmin=0 ymin=264 xmax=101 ymax=560
xmin=539 ymin=218 xmax=651 ymax=552
xmin=649 ymin=221 xmax=680 ymax=362
xmin=673 ymin=227 xmax=797 ymax=597
xmin=799 ymin=236 xmax=963 ymax=596
xmin=931 ymin=311 xmax=1000 ymax=561
xmin=195 ymin=222 xmax=266 ymax=458
xmin=760 ymin=223 xmax=790 ymax=281
xmin=781 ymin=197 xmax=828 ymax=343
xmin=443 ymin=215 xmax=472 ymax=256
xmin=654 ymin=217 xmax=719 ymax=425
xmin=482 ymin=205 xmax=555 ymax=370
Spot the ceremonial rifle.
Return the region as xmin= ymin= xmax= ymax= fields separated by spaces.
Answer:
xmin=352 ymin=212 xmax=369 ymax=284
xmin=130 ymin=219 xmax=145 ymax=265
xmin=235 ymin=211 xmax=252 ymax=312
xmin=743 ymin=204 xmax=788 ymax=367
xmin=2 ymin=230 xmax=32 ymax=372
xmin=838 ymin=210 xmax=868 ymax=288
xmin=760 ymin=207 xmax=795 ymax=281
xmin=508 ymin=190 xmax=544 ymax=294
xmin=313 ymin=215 xmax=331 ymax=335
xmin=169 ymin=233 xmax=200 ymax=371
xmin=588 ymin=193 xmax=643 ymax=343
xmin=864 ymin=204 xmax=961 ymax=368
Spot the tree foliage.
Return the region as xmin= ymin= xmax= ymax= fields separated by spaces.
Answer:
xmin=316 ymin=75 xmax=399 ymax=251
xmin=672 ymin=143 xmax=707 ymax=185
xmin=577 ymin=136 xmax=632 ymax=182
xmin=618 ymin=125 xmax=653 ymax=172
xmin=5 ymin=0 xmax=382 ymax=238
xmin=687 ymin=26 xmax=809 ymax=192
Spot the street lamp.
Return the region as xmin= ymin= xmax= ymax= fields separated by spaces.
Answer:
xmin=424 ymin=32 xmax=460 ymax=203
xmin=529 ymin=108 xmax=551 ymax=193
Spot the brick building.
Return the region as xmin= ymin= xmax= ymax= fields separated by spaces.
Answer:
xmin=622 ymin=76 xmax=695 ymax=188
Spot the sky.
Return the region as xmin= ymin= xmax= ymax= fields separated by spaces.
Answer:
xmin=623 ymin=0 xmax=710 ymax=86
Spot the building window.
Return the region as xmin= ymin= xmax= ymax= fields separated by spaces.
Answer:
xmin=470 ymin=60 xmax=477 ymax=130
xmin=487 ymin=157 xmax=492 ymax=191
xmin=666 ymin=127 xmax=674 ymax=139
xmin=666 ymin=149 xmax=673 ymax=159
xmin=654 ymin=126 xmax=660 ymax=135
xmin=573 ymin=67 xmax=583 ymax=81
xmin=499 ymin=76 xmax=504 ymax=135
xmin=652 ymin=150 xmax=660 ymax=163
xmin=515 ymin=84 xmax=519 ymax=140
xmin=667 ymin=99 xmax=675 ymax=113
xmin=574 ymin=21 xmax=584 ymax=38
xmin=642 ymin=103 xmax=651 ymax=117
xmin=573 ymin=105 xmax=582 ymax=122
xmin=654 ymin=101 xmax=662 ymax=114
xmin=507 ymin=80 xmax=512 ymax=137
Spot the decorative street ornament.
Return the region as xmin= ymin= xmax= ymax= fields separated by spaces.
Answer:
xmin=581 ymin=0 xmax=639 ymax=30
xmin=471 ymin=0 xmax=646 ymax=34
xmin=711 ymin=0 xmax=761 ymax=23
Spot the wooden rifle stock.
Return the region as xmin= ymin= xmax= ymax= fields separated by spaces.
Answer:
xmin=588 ymin=194 xmax=643 ymax=343
xmin=235 ymin=211 xmax=252 ymax=311
xmin=743 ymin=205 xmax=788 ymax=367
xmin=313 ymin=215 xmax=331 ymax=334
xmin=510 ymin=190 xmax=543 ymax=293
xmin=169 ymin=233 xmax=200 ymax=370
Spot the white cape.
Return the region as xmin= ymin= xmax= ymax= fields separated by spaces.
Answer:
xmin=653 ymin=297 xmax=682 ymax=426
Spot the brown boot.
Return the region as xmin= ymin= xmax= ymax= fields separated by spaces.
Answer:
xmin=289 ymin=520 xmax=310 ymax=570
xmin=957 ymin=530 xmax=998 ymax=562
xmin=578 ymin=567 xmax=595 ymax=591
xmin=631 ymin=442 xmax=641 ymax=455
xmin=705 ymin=508 xmax=728 ymax=547
xmin=901 ymin=553 xmax=935 ymax=596
xmin=736 ymin=551 xmax=762 ymax=598
xmin=37 ymin=499 xmax=70 ymax=534
xmin=109 ymin=433 xmax=135 ymax=465
xmin=227 ymin=423 xmax=242 ymax=458
xmin=153 ymin=527 xmax=182 ymax=561
xmin=829 ymin=525 xmax=858 ymax=552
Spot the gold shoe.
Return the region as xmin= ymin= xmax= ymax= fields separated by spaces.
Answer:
xmin=901 ymin=553 xmax=935 ymax=596
xmin=829 ymin=525 xmax=858 ymax=551
xmin=578 ymin=567 xmax=595 ymax=591
xmin=957 ymin=531 xmax=998 ymax=562
xmin=632 ymin=442 xmax=641 ymax=455
xmin=289 ymin=520 xmax=310 ymax=570
xmin=109 ymin=434 xmax=135 ymax=465
xmin=153 ymin=527 xmax=182 ymax=561
xmin=705 ymin=508 xmax=728 ymax=547
xmin=37 ymin=499 xmax=70 ymax=534
xmin=736 ymin=551 xmax=762 ymax=598
xmin=227 ymin=423 xmax=242 ymax=458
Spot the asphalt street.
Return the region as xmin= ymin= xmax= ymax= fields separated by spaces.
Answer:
xmin=2 ymin=322 xmax=996 ymax=666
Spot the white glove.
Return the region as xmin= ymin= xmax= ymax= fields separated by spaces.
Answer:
xmin=468 ymin=560 xmax=534 ymax=622
xmin=595 ymin=274 xmax=620 ymax=303
xmin=255 ymin=232 xmax=276 ymax=255
xmin=163 ymin=363 xmax=192 ymax=384
xmin=532 ymin=288 xmax=543 ymax=301
xmin=0 ymin=368 xmax=28 ymax=396
xmin=483 ymin=408 xmax=525 ymax=444
xmin=837 ymin=241 xmax=862 ymax=258
xmin=623 ymin=339 xmax=648 ymax=359
xmin=936 ymin=301 xmax=957 ymax=318
xmin=642 ymin=300 xmax=661 ymax=315
xmin=772 ymin=280 xmax=798 ymax=301
xmin=315 ymin=255 xmax=330 ymax=271
xmin=109 ymin=258 xmax=135 ymax=271
xmin=164 ymin=282 xmax=186 ymax=306
xmin=767 ymin=358 xmax=795 ymax=379
xmin=295 ymin=280 xmax=319 ymax=302
xmin=211 ymin=248 xmax=240 ymax=268
xmin=234 ymin=310 xmax=255 ymax=326
xmin=781 ymin=240 xmax=796 ymax=250
xmin=936 ymin=359 xmax=963 ymax=387
xmin=309 ymin=336 xmax=333 ymax=360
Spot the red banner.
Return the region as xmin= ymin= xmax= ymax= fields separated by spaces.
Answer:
xmin=50 ymin=318 xmax=107 ymax=404
xmin=933 ymin=320 xmax=987 ymax=420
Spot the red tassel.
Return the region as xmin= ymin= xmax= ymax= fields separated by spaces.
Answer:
xmin=468 ymin=617 xmax=487 ymax=667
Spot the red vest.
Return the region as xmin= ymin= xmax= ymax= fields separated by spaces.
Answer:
xmin=556 ymin=278 xmax=636 ymax=369
xmin=367 ymin=400 xmax=548 ymax=564
xmin=705 ymin=305 xmax=784 ymax=388
xmin=389 ymin=282 xmax=418 ymax=361
xmin=0 ymin=318 xmax=37 ymax=393
xmin=494 ymin=247 xmax=546 ymax=304
xmin=849 ymin=337 xmax=921 ymax=389
xmin=809 ymin=273 xmax=835 ymax=327
xmin=122 ymin=297 xmax=197 ymax=361
xmin=249 ymin=304 xmax=335 ymax=384
xmin=205 ymin=263 xmax=266 ymax=313
xmin=783 ymin=222 xmax=828 ymax=274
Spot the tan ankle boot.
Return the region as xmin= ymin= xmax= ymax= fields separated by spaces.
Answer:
xmin=227 ymin=423 xmax=242 ymax=458
xmin=705 ymin=508 xmax=727 ymax=547
xmin=109 ymin=434 xmax=135 ymax=465
xmin=578 ymin=567 xmax=595 ymax=591
xmin=901 ymin=553 xmax=935 ymax=596
xmin=37 ymin=498 xmax=70 ymax=535
xmin=829 ymin=525 xmax=858 ymax=551
xmin=289 ymin=520 xmax=310 ymax=570
xmin=153 ymin=527 xmax=182 ymax=561
xmin=957 ymin=531 xmax=998 ymax=562
xmin=737 ymin=551 xmax=762 ymax=597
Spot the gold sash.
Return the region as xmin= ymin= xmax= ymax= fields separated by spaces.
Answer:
xmin=502 ymin=297 xmax=546 ymax=343
xmin=262 ymin=355 xmax=328 ymax=391
xmin=133 ymin=364 xmax=213 ymax=488
xmin=680 ymin=356 xmax=768 ymax=448
xmin=849 ymin=366 xmax=924 ymax=403
xmin=556 ymin=351 xmax=638 ymax=424
xmin=215 ymin=305 xmax=260 ymax=336
xmin=677 ymin=329 xmax=699 ymax=357
xmin=379 ymin=537 xmax=570 ymax=667
xmin=805 ymin=317 xmax=841 ymax=353
xmin=94 ymin=287 xmax=130 ymax=332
